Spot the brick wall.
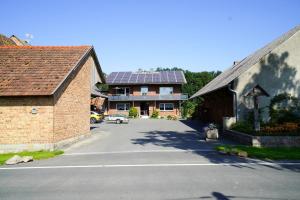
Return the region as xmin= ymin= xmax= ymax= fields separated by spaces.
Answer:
xmin=53 ymin=56 xmax=92 ymax=142
xmin=0 ymin=96 xmax=54 ymax=144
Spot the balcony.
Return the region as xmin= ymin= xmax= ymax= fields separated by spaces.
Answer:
xmin=108 ymin=94 xmax=188 ymax=101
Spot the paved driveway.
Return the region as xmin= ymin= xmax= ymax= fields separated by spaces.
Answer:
xmin=1 ymin=119 xmax=300 ymax=200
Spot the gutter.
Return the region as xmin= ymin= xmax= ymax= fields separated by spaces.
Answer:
xmin=228 ymin=82 xmax=238 ymax=122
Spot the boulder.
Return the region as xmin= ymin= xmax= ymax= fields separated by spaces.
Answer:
xmin=205 ymin=128 xmax=219 ymax=140
xmin=5 ymin=155 xmax=23 ymax=165
xmin=238 ymin=151 xmax=248 ymax=158
xmin=22 ymin=156 xmax=33 ymax=163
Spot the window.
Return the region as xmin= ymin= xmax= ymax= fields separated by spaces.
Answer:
xmin=159 ymin=87 xmax=173 ymax=95
xmin=116 ymin=103 xmax=130 ymax=111
xmin=159 ymin=103 xmax=174 ymax=111
xmin=116 ymin=87 xmax=130 ymax=96
xmin=141 ymin=86 xmax=148 ymax=95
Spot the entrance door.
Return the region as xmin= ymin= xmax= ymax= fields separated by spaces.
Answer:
xmin=140 ymin=102 xmax=149 ymax=116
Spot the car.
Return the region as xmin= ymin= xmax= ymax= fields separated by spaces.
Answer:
xmin=107 ymin=114 xmax=129 ymax=124
xmin=90 ymin=111 xmax=104 ymax=124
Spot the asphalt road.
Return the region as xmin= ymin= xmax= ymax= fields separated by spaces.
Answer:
xmin=1 ymin=119 xmax=300 ymax=200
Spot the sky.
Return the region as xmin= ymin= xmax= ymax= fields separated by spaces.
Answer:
xmin=1 ymin=0 xmax=300 ymax=74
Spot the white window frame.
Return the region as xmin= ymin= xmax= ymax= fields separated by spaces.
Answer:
xmin=116 ymin=103 xmax=130 ymax=111
xmin=141 ymin=86 xmax=148 ymax=96
xmin=159 ymin=87 xmax=173 ymax=95
xmin=116 ymin=87 xmax=130 ymax=96
xmin=159 ymin=103 xmax=174 ymax=111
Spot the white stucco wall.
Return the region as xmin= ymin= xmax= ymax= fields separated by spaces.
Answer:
xmin=235 ymin=31 xmax=300 ymax=121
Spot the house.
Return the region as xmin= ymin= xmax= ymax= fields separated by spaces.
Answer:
xmin=191 ymin=25 xmax=300 ymax=126
xmin=0 ymin=34 xmax=29 ymax=46
xmin=106 ymin=71 xmax=187 ymax=117
xmin=0 ymin=45 xmax=105 ymax=153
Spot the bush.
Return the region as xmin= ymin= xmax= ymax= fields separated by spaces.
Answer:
xmin=129 ymin=107 xmax=138 ymax=118
xmin=230 ymin=121 xmax=253 ymax=134
xmin=269 ymin=93 xmax=300 ymax=123
xmin=151 ymin=110 xmax=159 ymax=119
xmin=167 ymin=115 xmax=177 ymax=120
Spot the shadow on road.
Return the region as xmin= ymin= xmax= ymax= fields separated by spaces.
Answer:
xmin=131 ymin=120 xmax=300 ymax=172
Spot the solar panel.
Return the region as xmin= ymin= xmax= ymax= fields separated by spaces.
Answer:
xmin=168 ymin=72 xmax=177 ymax=82
xmin=145 ymin=74 xmax=153 ymax=83
xmin=113 ymin=72 xmax=125 ymax=83
xmin=160 ymin=71 xmax=168 ymax=83
xmin=153 ymin=73 xmax=160 ymax=83
xmin=175 ymin=71 xmax=184 ymax=82
xmin=121 ymin=72 xmax=131 ymax=83
xmin=137 ymin=73 xmax=145 ymax=83
xmin=106 ymin=72 xmax=118 ymax=83
xmin=128 ymin=73 xmax=137 ymax=83
xmin=106 ymin=71 xmax=185 ymax=84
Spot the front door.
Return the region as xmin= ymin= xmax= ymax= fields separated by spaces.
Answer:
xmin=140 ymin=102 xmax=149 ymax=116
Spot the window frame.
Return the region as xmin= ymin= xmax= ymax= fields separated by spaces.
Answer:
xmin=140 ymin=86 xmax=149 ymax=96
xmin=159 ymin=87 xmax=174 ymax=95
xmin=116 ymin=103 xmax=130 ymax=111
xmin=115 ymin=87 xmax=130 ymax=96
xmin=159 ymin=103 xmax=174 ymax=111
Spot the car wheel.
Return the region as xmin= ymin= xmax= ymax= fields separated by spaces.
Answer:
xmin=116 ymin=119 xmax=121 ymax=124
xmin=90 ymin=118 xmax=96 ymax=124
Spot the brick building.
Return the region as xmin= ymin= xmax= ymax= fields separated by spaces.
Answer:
xmin=106 ymin=71 xmax=187 ymax=117
xmin=0 ymin=46 xmax=105 ymax=153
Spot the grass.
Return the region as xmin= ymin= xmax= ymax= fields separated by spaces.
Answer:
xmin=0 ymin=150 xmax=64 ymax=165
xmin=216 ymin=145 xmax=300 ymax=160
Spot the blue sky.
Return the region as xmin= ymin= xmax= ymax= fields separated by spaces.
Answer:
xmin=1 ymin=0 xmax=300 ymax=73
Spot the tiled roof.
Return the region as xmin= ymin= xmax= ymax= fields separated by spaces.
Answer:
xmin=191 ymin=25 xmax=300 ymax=98
xmin=0 ymin=46 xmax=92 ymax=96
xmin=106 ymin=71 xmax=186 ymax=85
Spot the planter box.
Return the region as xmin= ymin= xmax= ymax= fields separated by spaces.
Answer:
xmin=223 ymin=130 xmax=300 ymax=147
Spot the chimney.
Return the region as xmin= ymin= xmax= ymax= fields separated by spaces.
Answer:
xmin=233 ymin=61 xmax=240 ymax=65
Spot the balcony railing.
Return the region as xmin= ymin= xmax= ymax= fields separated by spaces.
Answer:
xmin=108 ymin=94 xmax=188 ymax=101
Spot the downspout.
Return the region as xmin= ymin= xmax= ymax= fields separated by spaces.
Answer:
xmin=228 ymin=82 xmax=238 ymax=122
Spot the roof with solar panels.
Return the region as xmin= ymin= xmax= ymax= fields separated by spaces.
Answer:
xmin=106 ymin=71 xmax=186 ymax=85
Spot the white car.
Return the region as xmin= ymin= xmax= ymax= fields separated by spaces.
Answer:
xmin=107 ymin=114 xmax=129 ymax=124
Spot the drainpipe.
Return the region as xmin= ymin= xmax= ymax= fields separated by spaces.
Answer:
xmin=228 ymin=83 xmax=238 ymax=122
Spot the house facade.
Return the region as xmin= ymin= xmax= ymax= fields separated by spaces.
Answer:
xmin=191 ymin=25 xmax=300 ymax=126
xmin=106 ymin=71 xmax=187 ymax=117
xmin=0 ymin=46 xmax=105 ymax=153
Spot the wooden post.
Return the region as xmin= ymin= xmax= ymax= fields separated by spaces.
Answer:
xmin=254 ymin=96 xmax=260 ymax=132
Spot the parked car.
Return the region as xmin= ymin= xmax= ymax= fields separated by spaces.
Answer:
xmin=107 ymin=114 xmax=129 ymax=124
xmin=90 ymin=111 xmax=104 ymax=124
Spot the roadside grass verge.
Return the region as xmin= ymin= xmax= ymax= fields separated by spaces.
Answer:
xmin=216 ymin=145 xmax=300 ymax=160
xmin=0 ymin=150 xmax=64 ymax=165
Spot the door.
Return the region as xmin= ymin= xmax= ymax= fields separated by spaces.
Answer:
xmin=140 ymin=102 xmax=149 ymax=116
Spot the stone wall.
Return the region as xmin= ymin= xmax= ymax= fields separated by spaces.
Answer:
xmin=224 ymin=129 xmax=300 ymax=147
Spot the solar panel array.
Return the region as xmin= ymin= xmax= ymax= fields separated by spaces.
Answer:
xmin=106 ymin=71 xmax=186 ymax=84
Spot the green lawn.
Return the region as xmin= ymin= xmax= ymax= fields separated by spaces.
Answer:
xmin=0 ymin=150 xmax=64 ymax=165
xmin=216 ymin=145 xmax=300 ymax=160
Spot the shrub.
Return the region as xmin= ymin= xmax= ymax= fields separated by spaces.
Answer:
xmin=166 ymin=115 xmax=177 ymax=120
xmin=230 ymin=121 xmax=253 ymax=134
xmin=129 ymin=107 xmax=138 ymax=118
xmin=151 ymin=110 xmax=159 ymax=119
xmin=269 ymin=93 xmax=300 ymax=123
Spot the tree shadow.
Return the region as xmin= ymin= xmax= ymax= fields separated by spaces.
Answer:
xmin=131 ymin=120 xmax=300 ymax=172
xmin=168 ymin=191 xmax=297 ymax=200
xmin=238 ymin=52 xmax=300 ymax=120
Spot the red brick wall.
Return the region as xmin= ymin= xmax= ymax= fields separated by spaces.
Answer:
xmin=108 ymin=84 xmax=182 ymax=96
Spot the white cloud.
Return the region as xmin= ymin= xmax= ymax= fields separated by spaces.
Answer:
xmin=25 ymin=33 xmax=34 ymax=39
